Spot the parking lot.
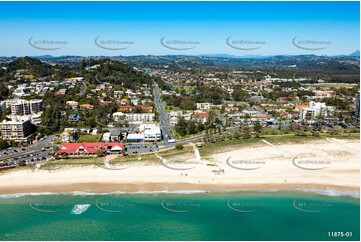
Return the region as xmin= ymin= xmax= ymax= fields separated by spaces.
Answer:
xmin=125 ymin=143 xmax=159 ymax=154
xmin=0 ymin=135 xmax=57 ymax=169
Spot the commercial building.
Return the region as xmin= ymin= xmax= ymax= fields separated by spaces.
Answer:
xmin=140 ymin=124 xmax=162 ymax=141
xmin=56 ymin=142 xmax=125 ymax=156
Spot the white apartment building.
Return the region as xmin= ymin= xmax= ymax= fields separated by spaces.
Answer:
xmin=10 ymin=99 xmax=43 ymax=115
xmin=196 ymin=103 xmax=211 ymax=110
xmin=113 ymin=112 xmax=155 ymax=124
xmin=299 ymin=101 xmax=329 ymax=120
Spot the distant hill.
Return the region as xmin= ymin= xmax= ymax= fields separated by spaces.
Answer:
xmin=349 ymin=50 xmax=360 ymax=57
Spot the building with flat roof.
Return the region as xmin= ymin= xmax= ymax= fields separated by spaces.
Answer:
xmin=299 ymin=101 xmax=330 ymax=121
xmin=113 ymin=112 xmax=155 ymax=124
xmin=10 ymin=99 xmax=42 ymax=115
xmin=126 ymin=133 xmax=144 ymax=142
xmin=0 ymin=116 xmax=34 ymax=143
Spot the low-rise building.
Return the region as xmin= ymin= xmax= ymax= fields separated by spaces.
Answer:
xmin=113 ymin=112 xmax=155 ymax=124
xmin=61 ymin=128 xmax=79 ymax=143
xmin=68 ymin=114 xmax=82 ymax=122
xmin=56 ymin=142 xmax=125 ymax=156
xmin=140 ymin=124 xmax=161 ymax=141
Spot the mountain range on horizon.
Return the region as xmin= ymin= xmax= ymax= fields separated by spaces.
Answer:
xmin=1 ymin=50 xmax=359 ymax=60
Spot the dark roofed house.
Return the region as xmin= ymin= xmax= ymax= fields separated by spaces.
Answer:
xmin=110 ymin=130 xmax=123 ymax=141
xmin=68 ymin=114 xmax=82 ymax=122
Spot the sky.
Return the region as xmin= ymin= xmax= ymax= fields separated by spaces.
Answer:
xmin=0 ymin=1 xmax=359 ymax=56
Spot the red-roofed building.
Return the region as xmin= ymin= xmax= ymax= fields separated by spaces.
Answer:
xmin=140 ymin=105 xmax=153 ymax=112
xmin=252 ymin=113 xmax=268 ymax=118
xmin=57 ymin=142 xmax=125 ymax=156
xmin=192 ymin=112 xmax=209 ymax=124
xmin=119 ymin=106 xmax=133 ymax=112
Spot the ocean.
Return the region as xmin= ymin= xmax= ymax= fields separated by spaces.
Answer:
xmin=0 ymin=190 xmax=359 ymax=241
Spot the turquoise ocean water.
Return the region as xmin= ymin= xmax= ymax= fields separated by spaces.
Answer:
xmin=0 ymin=191 xmax=359 ymax=241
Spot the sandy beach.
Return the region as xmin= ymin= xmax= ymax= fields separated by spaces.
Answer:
xmin=0 ymin=138 xmax=359 ymax=195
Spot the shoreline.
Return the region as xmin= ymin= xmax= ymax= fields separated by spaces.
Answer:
xmin=0 ymin=182 xmax=359 ymax=197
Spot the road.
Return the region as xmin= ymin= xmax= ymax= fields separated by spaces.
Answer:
xmin=79 ymin=81 xmax=87 ymax=96
xmin=152 ymin=82 xmax=173 ymax=145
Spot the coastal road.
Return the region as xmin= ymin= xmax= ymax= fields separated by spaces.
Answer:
xmin=152 ymin=82 xmax=174 ymax=144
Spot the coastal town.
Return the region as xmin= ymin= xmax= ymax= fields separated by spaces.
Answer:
xmin=0 ymin=1 xmax=360 ymax=241
xmin=0 ymin=55 xmax=359 ymax=169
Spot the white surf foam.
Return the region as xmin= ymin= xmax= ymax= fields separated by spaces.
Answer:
xmin=71 ymin=204 xmax=91 ymax=215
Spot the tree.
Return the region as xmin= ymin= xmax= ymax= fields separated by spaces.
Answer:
xmin=95 ymin=147 xmax=105 ymax=157
xmin=175 ymin=144 xmax=184 ymax=150
xmin=175 ymin=117 xmax=188 ymax=136
xmin=0 ymin=82 xmax=9 ymax=99
xmin=254 ymin=121 xmax=262 ymax=137
xmin=232 ymin=86 xmax=249 ymax=101
xmin=0 ymin=139 xmax=9 ymax=150
xmin=242 ymin=127 xmax=252 ymax=139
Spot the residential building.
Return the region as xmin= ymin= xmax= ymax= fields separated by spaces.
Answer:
xmin=113 ymin=112 xmax=155 ymax=124
xmin=61 ymin=128 xmax=79 ymax=143
xmin=68 ymin=114 xmax=82 ymax=122
xmin=10 ymin=99 xmax=42 ymax=115
xmin=192 ymin=112 xmax=209 ymax=124
xmin=66 ymin=101 xmax=79 ymax=110
xmin=196 ymin=103 xmax=211 ymax=110
xmin=299 ymin=101 xmax=328 ymax=120
xmin=0 ymin=116 xmax=34 ymax=143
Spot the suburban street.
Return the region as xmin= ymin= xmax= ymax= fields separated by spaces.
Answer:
xmin=152 ymin=82 xmax=174 ymax=145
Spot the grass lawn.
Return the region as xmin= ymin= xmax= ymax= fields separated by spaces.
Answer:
xmin=172 ymin=85 xmax=196 ymax=92
xmin=77 ymin=134 xmax=102 ymax=142
xmin=164 ymin=105 xmax=182 ymax=112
